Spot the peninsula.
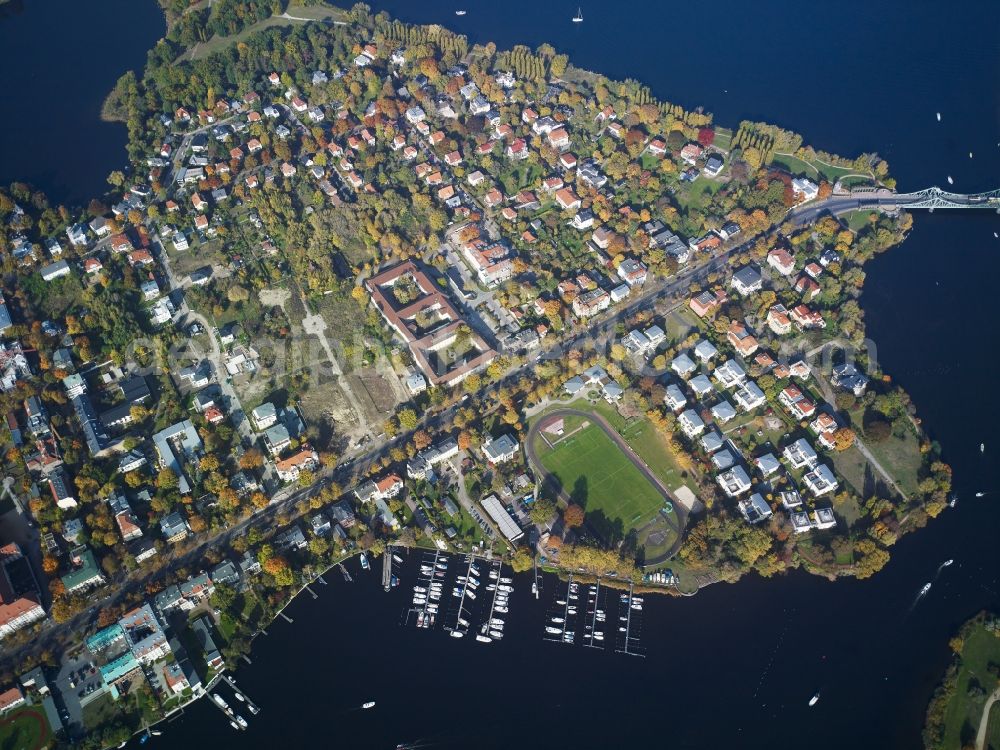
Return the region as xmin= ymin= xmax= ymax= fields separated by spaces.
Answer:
xmin=0 ymin=1 xmax=957 ymax=745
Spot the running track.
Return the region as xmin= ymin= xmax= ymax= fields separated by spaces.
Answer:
xmin=526 ymin=408 xmax=688 ymax=564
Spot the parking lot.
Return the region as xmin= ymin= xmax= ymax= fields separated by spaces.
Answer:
xmin=51 ymin=650 xmax=107 ymax=736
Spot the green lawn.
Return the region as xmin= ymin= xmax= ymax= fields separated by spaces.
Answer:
xmin=677 ymin=176 xmax=723 ymax=214
xmin=846 ymin=210 xmax=878 ymax=232
xmin=845 ymin=406 xmax=924 ymax=498
xmin=0 ymin=705 xmax=50 ymax=750
xmin=772 ymin=153 xmax=860 ymax=184
xmin=712 ymin=127 xmax=733 ymax=153
xmin=533 ymin=418 xmax=666 ymax=539
xmin=941 ymin=624 xmax=1000 ymax=749
xmin=81 ymin=691 xmax=118 ymax=730
xmin=185 ymin=5 xmax=346 ymax=61
xmin=830 ymin=443 xmax=870 ymax=496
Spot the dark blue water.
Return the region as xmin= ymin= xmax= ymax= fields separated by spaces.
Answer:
xmin=0 ymin=0 xmax=164 ymax=204
xmin=0 ymin=0 xmax=998 ymax=748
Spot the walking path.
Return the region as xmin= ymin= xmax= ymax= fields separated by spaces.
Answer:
xmin=976 ymin=685 xmax=1000 ymax=750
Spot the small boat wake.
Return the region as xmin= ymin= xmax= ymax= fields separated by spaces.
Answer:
xmin=935 ymin=559 xmax=954 ymax=579
xmin=906 ymin=581 xmax=933 ymax=616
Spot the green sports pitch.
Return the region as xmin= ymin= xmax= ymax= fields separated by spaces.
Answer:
xmin=534 ymin=419 xmax=666 ymax=533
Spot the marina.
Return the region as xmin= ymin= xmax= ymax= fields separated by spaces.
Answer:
xmin=406 ymin=549 xmax=447 ymax=629
xmin=444 ymin=556 xmax=478 ymax=638
xmin=614 ymin=583 xmax=645 ymax=657
xmin=543 ymin=575 xmax=578 ymax=646
xmin=477 ymin=560 xmax=509 ymax=643
xmin=582 ymin=580 xmax=607 ymax=649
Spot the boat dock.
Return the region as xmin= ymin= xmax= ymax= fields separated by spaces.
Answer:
xmin=207 ymin=692 xmax=243 ymax=731
xmin=339 ymin=563 xmax=353 ymax=583
xmin=543 ymin=575 xmax=577 ymax=645
xmin=445 ymin=555 xmax=478 ymax=638
xmin=614 ymin=582 xmax=645 ymax=657
xmin=407 ymin=549 xmax=447 ymax=629
xmin=382 ymin=548 xmax=392 ymax=591
xmin=220 ymin=675 xmax=262 ymax=716
xmin=582 ymin=579 xmax=606 ymax=649
xmin=532 ymin=558 xmax=542 ymax=599
xmin=476 ymin=560 xmax=508 ymax=644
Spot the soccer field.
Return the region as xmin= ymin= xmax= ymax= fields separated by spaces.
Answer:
xmin=535 ymin=421 xmax=665 ymax=532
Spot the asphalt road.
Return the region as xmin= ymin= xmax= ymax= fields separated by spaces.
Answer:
xmin=0 ymin=210 xmax=782 ymax=671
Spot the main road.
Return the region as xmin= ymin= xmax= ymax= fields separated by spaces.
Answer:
xmin=0 ymin=204 xmax=808 ymax=670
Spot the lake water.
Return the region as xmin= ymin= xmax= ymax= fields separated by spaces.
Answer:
xmin=0 ymin=0 xmax=164 ymax=204
xmin=0 ymin=0 xmax=998 ymax=748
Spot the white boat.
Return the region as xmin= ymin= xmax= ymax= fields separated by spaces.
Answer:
xmin=500 ymin=577 xmax=512 ymax=584
xmin=414 ymin=586 xmax=427 ymax=593
xmin=551 ymin=617 xmax=565 ymax=623
xmin=360 ymin=553 xmax=370 ymax=571
xmin=212 ymin=694 xmax=230 ymax=710
xmin=235 ymin=715 xmax=248 ymax=729
xmin=920 ymin=582 xmax=932 ymax=596
xmin=234 ymin=692 xmax=245 ymax=702
xmin=362 ymin=701 xmax=376 ymax=709
xmin=981 ymin=443 xmax=986 ymax=453
xmin=495 ymin=607 xmax=509 ymax=614
xmin=490 ymin=618 xmax=505 ymax=626
xmin=458 ymin=617 xmax=470 ymax=628
xmin=976 ymin=492 xmax=986 ymax=498
xmin=230 ymin=721 xmax=240 ymax=730
xmin=936 ymin=112 xmax=941 ymax=121
xmin=942 ymin=559 xmax=954 ymax=567
xmin=556 ymin=599 xmax=566 ymax=606
xmin=248 ymin=704 xmax=259 ymax=715
xmin=450 ymin=630 xmax=464 ymax=638
xmin=466 ymin=590 xmax=477 ymax=600
xmin=393 ymin=554 xmax=403 ymax=563
xmin=455 ymin=9 xmax=467 ymax=15
xmin=546 ymin=626 xmax=562 ymax=634
xmin=476 ymin=634 xmax=492 ymax=643
xmin=947 ymin=176 xmax=954 ymax=185
xmin=809 ymin=692 xmax=821 ymax=707
xmin=594 ymin=632 xmax=604 ymax=640
xmin=572 ymin=6 xmax=583 ymax=22
xmin=490 ymin=630 xmax=504 ymax=639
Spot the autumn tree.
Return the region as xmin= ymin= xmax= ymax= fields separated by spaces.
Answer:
xmin=563 ymin=503 xmax=585 ymax=528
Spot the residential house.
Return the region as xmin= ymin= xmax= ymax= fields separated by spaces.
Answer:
xmin=717 ymin=465 xmax=752 ymax=497
xmin=730 ymin=265 xmax=763 ymax=296
xmin=727 ymin=321 xmax=759 ymax=357
xmin=61 ymin=546 xmax=105 ymax=593
xmin=783 ymin=438 xmax=819 ymax=469
xmin=767 ymin=248 xmax=796 ymax=276
xmin=678 ymin=409 xmax=705 ymax=438
xmin=803 ymin=464 xmax=839 ymax=496
xmin=739 ymin=493 xmax=773 ymax=524
xmin=482 ymin=434 xmax=520 ymax=465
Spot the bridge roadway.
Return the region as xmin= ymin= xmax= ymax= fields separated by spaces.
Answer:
xmin=792 ymin=186 xmax=1000 ymax=225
